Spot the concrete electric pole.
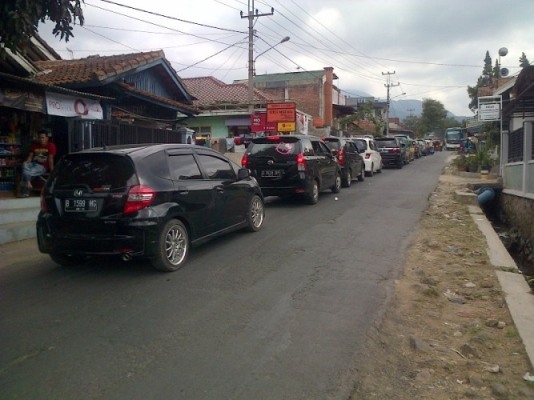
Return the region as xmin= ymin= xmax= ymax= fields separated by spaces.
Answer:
xmin=241 ymin=1 xmax=274 ymax=114
xmin=382 ymin=71 xmax=399 ymax=136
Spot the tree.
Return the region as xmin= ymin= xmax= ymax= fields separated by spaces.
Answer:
xmin=483 ymin=50 xmax=493 ymax=79
xmin=339 ymin=100 xmax=384 ymax=136
xmin=418 ymin=98 xmax=447 ymax=136
xmin=467 ymin=51 xmax=495 ymax=113
xmin=519 ymin=52 xmax=530 ymax=68
xmin=0 ymin=0 xmax=84 ymax=55
xmin=401 ymin=115 xmax=419 ymax=135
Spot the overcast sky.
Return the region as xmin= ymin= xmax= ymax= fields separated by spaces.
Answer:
xmin=38 ymin=0 xmax=534 ymax=118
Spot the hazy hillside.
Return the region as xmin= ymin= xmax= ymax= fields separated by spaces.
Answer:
xmin=347 ymin=91 xmax=467 ymax=121
xmin=389 ymin=99 xmax=467 ymax=120
xmin=388 ymin=99 xmax=422 ymax=119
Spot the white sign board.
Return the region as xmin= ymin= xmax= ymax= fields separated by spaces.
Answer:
xmin=45 ymin=92 xmax=103 ymax=119
xmin=479 ymin=103 xmax=500 ymax=121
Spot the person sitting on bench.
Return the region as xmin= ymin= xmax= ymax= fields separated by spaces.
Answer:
xmin=20 ymin=130 xmax=56 ymax=197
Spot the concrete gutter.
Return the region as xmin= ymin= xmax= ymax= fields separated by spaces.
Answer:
xmin=468 ymin=204 xmax=534 ymax=369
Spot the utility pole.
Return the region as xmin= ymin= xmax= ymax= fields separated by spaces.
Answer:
xmin=382 ymin=71 xmax=399 ymax=136
xmin=241 ymin=1 xmax=274 ymax=114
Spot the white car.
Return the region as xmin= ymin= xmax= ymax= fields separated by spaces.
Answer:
xmin=352 ymin=137 xmax=383 ymax=176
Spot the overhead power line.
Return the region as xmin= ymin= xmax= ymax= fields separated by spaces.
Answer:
xmin=96 ymin=0 xmax=245 ymax=33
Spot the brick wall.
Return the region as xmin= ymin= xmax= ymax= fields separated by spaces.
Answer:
xmin=255 ymin=83 xmax=323 ymax=123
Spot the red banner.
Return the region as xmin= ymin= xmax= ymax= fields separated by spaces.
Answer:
xmin=250 ymin=112 xmax=277 ymax=133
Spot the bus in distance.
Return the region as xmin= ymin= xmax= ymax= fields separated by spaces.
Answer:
xmin=444 ymin=127 xmax=466 ymax=151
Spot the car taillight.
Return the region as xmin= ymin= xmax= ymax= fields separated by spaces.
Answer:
xmin=391 ymin=148 xmax=400 ymax=153
xmin=364 ymin=152 xmax=371 ymax=159
xmin=297 ymin=152 xmax=306 ymax=171
xmin=267 ymin=135 xmax=281 ymax=141
xmin=241 ymin=153 xmax=248 ymax=168
xmin=337 ymin=148 xmax=345 ymax=166
xmin=124 ymin=185 xmax=156 ymax=215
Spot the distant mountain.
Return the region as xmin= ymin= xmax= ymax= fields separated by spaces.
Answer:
xmin=345 ymin=93 xmax=467 ymax=121
xmin=389 ymin=99 xmax=467 ymax=121
xmin=388 ymin=99 xmax=422 ymax=119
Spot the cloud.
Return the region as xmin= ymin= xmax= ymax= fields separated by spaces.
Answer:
xmin=36 ymin=0 xmax=534 ymax=117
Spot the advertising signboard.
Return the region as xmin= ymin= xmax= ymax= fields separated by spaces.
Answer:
xmin=478 ymin=95 xmax=502 ymax=122
xmin=46 ymin=92 xmax=103 ymax=119
xmin=479 ymin=103 xmax=500 ymax=121
xmin=266 ymin=102 xmax=296 ymax=124
xmin=250 ymin=112 xmax=277 ymax=133
xmin=278 ymin=122 xmax=296 ymax=132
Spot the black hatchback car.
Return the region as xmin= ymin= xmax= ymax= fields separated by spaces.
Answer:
xmin=322 ymin=136 xmax=365 ymax=187
xmin=375 ymin=137 xmax=405 ymax=169
xmin=242 ymin=134 xmax=341 ymax=204
xmin=37 ymin=144 xmax=265 ymax=272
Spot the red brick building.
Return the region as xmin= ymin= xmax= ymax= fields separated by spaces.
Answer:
xmin=235 ymin=67 xmax=353 ymax=130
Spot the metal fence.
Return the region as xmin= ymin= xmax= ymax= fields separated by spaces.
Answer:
xmin=69 ymin=120 xmax=192 ymax=152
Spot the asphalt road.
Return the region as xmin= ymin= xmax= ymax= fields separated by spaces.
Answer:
xmin=0 ymin=151 xmax=449 ymax=400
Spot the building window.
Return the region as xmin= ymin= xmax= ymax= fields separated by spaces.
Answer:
xmin=508 ymin=128 xmax=524 ymax=162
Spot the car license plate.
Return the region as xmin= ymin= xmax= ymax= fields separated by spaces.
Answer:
xmin=261 ymin=169 xmax=282 ymax=177
xmin=65 ymin=198 xmax=98 ymax=212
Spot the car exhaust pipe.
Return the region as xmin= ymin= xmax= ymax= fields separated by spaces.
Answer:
xmin=122 ymin=253 xmax=133 ymax=262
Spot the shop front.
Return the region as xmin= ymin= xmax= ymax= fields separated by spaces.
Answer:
xmin=0 ymin=76 xmax=105 ymax=197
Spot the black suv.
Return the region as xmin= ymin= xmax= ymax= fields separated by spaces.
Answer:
xmin=375 ymin=137 xmax=405 ymax=169
xmin=37 ymin=144 xmax=265 ymax=272
xmin=242 ymin=134 xmax=341 ymax=204
xmin=322 ymin=136 xmax=365 ymax=187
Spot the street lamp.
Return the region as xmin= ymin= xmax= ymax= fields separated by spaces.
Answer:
xmin=392 ymin=92 xmax=406 ymax=99
xmin=497 ymin=47 xmax=508 ymax=78
xmin=253 ymin=36 xmax=290 ymax=75
xmin=247 ymin=36 xmax=290 ymax=112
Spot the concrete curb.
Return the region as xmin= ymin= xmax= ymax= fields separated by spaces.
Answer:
xmin=468 ymin=205 xmax=534 ymax=369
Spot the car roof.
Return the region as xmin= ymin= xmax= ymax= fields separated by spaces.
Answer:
xmin=72 ymin=143 xmax=218 ymax=159
xmin=251 ymin=134 xmax=321 ymax=143
xmin=322 ymin=135 xmax=344 ymax=140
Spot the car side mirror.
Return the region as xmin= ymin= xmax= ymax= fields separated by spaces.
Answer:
xmin=237 ymin=168 xmax=250 ymax=180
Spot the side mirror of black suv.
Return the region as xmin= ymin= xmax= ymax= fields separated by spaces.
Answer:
xmin=237 ymin=168 xmax=250 ymax=180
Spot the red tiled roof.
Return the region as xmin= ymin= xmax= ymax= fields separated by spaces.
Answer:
xmin=33 ymin=51 xmax=166 ymax=85
xmin=182 ymin=76 xmax=275 ymax=107
xmin=31 ymin=51 xmax=197 ymax=115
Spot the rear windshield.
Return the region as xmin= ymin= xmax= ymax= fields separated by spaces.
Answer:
xmin=51 ymin=153 xmax=137 ymax=191
xmin=375 ymin=139 xmax=398 ymax=148
xmin=353 ymin=139 xmax=367 ymax=151
xmin=323 ymin=140 xmax=340 ymax=152
xmin=247 ymin=137 xmax=300 ymax=156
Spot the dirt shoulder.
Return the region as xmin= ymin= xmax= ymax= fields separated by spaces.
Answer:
xmin=351 ymin=166 xmax=534 ymax=399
